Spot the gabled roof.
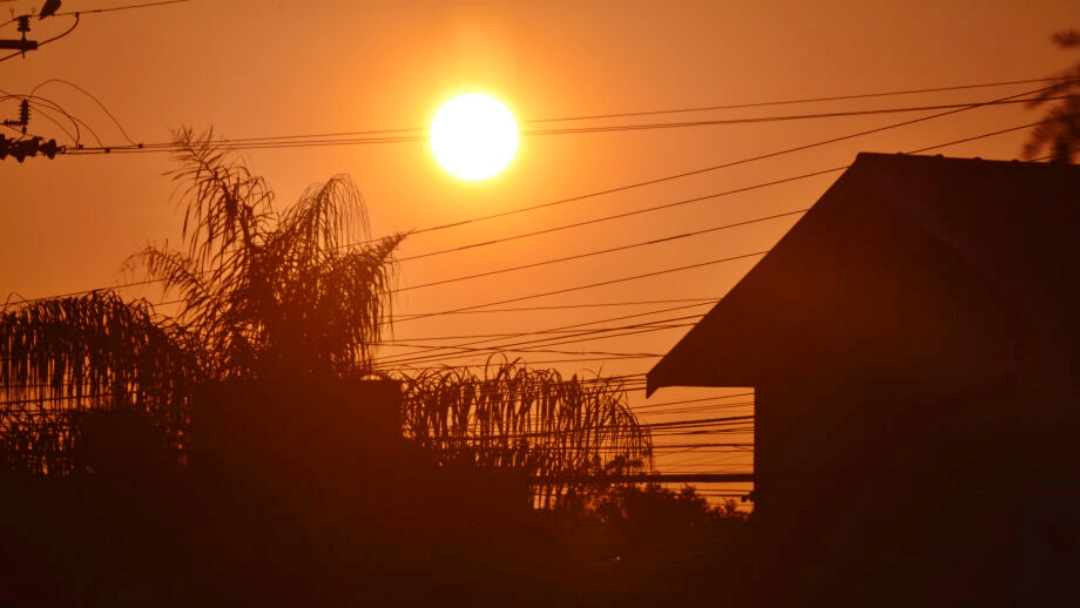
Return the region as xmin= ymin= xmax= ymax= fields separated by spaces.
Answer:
xmin=647 ymin=153 xmax=1080 ymax=395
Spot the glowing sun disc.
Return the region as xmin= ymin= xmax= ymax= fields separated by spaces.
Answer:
xmin=431 ymin=93 xmax=519 ymax=181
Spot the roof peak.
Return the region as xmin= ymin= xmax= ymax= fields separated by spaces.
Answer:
xmin=853 ymin=151 xmax=1080 ymax=169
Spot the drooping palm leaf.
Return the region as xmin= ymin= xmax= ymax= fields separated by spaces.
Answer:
xmin=400 ymin=357 xmax=653 ymax=508
xmin=254 ymin=175 xmax=405 ymax=376
xmin=168 ymin=127 xmax=276 ymax=272
xmin=0 ymin=291 xmax=197 ymax=474
xmin=138 ymin=130 xmax=406 ymax=380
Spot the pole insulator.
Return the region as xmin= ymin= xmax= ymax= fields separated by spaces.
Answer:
xmin=19 ymin=100 xmax=30 ymax=134
xmin=0 ymin=134 xmax=62 ymax=161
xmin=39 ymin=138 xmax=59 ymax=159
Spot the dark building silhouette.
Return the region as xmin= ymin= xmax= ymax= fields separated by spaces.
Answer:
xmin=647 ymin=153 xmax=1080 ymax=606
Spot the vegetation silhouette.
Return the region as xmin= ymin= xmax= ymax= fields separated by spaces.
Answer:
xmin=1024 ymin=29 xmax=1080 ymax=162
xmin=1 ymin=127 xmax=405 ymax=469
xmin=132 ymin=126 xmax=405 ymax=382
xmin=400 ymin=356 xmax=654 ymax=508
xmin=0 ymin=128 xmax=726 ymax=607
xmin=546 ymin=483 xmax=751 ymax=604
xmin=0 ymin=291 xmax=194 ymax=475
xmin=0 ymin=128 xmax=416 ymax=605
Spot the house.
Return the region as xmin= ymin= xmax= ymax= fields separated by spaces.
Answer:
xmin=647 ymin=153 xmax=1080 ymax=606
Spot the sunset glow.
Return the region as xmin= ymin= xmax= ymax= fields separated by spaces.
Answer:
xmin=2 ymin=2 xmax=1078 ymax=602
xmin=430 ymin=93 xmax=518 ymax=181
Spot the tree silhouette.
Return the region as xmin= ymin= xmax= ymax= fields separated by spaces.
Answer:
xmin=3 ymin=128 xmax=652 ymax=514
xmin=131 ymin=127 xmax=405 ymax=381
xmin=541 ymin=483 xmax=750 ymax=605
xmin=1 ymin=128 xmax=405 ymax=473
xmin=1023 ymin=29 xmax=1080 ymax=162
xmin=400 ymin=357 xmax=653 ymax=507
xmin=0 ymin=291 xmax=195 ymax=475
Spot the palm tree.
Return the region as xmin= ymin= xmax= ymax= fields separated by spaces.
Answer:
xmin=131 ymin=127 xmax=405 ymax=381
xmin=1 ymin=128 xmax=405 ymax=473
xmin=0 ymin=291 xmax=196 ymax=474
xmin=1023 ymin=29 xmax=1080 ymax=163
xmin=400 ymin=357 xmax=653 ymax=508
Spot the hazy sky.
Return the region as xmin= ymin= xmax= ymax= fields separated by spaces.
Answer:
xmin=2 ymin=0 xmax=1078 ymax=486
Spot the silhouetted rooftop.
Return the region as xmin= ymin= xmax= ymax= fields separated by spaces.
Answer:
xmin=647 ymin=153 xmax=1080 ymax=395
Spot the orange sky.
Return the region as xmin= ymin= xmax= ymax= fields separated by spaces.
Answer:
xmin=2 ymin=0 xmax=1078 ymax=492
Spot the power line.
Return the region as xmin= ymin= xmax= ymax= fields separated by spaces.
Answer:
xmin=394 ymin=176 xmax=829 ymax=265
xmin=906 ymin=119 xmax=1052 ymax=154
xmin=382 ymin=331 xmax=680 ymax=364
xmin=56 ymin=0 xmax=190 ymax=17
xmin=642 ymin=415 xmax=754 ymax=430
xmin=61 ymin=93 xmax=1069 ymax=155
xmin=28 ymin=79 xmax=139 ymax=145
xmin=402 ymin=83 xmax=1060 ymax=240
xmin=159 ymin=113 xmax=1062 ymax=302
xmin=410 ymin=414 xmax=753 ymax=441
xmin=389 ymin=302 xmax=710 ymax=346
xmin=1 ymin=93 xmax=80 ymax=142
xmin=393 ymin=297 xmax=719 ymax=319
xmin=400 ymin=353 xmax=663 ymax=367
xmin=0 ymin=94 xmax=1033 ymax=366
xmin=634 ymin=392 xmax=756 ymax=411
xmin=371 ymin=116 xmax=1062 ymax=364
xmin=1 ymin=166 xmax=823 ymax=309
xmin=145 ymin=76 xmax=1038 ymax=140
xmin=378 ymin=303 xmax=717 ymax=369
xmin=651 ymin=443 xmax=754 ymax=449
xmin=637 ymin=402 xmax=755 ymax=417
xmin=379 ymin=319 xmax=701 ymax=369
xmin=389 ymin=344 xmax=663 ymax=359
xmin=383 ymin=301 xmax=714 ymax=344
xmin=393 ymin=210 xmax=804 ymax=294
xmin=516 ymin=97 xmax=1073 ymax=137
xmin=390 ymin=251 xmax=767 ymax=325
xmin=522 ymin=77 xmax=1054 ymax=123
xmin=5 ymin=105 xmax=1054 ymax=308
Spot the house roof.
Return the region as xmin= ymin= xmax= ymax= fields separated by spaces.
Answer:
xmin=646 ymin=153 xmax=1080 ymax=396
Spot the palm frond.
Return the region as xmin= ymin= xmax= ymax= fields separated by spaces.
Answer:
xmin=145 ymin=130 xmax=406 ymax=380
xmin=0 ymin=291 xmax=197 ymax=474
xmin=168 ymin=127 xmax=276 ymax=273
xmin=399 ymin=357 xmax=653 ymax=508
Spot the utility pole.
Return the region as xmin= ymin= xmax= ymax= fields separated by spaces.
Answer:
xmin=1 ymin=3 xmax=65 ymax=162
xmin=0 ymin=16 xmax=39 ymax=56
xmin=0 ymin=1 xmax=62 ymax=56
xmin=1 ymin=101 xmax=61 ymax=162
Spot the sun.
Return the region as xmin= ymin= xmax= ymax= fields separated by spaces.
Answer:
xmin=430 ymin=93 xmax=519 ymax=181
